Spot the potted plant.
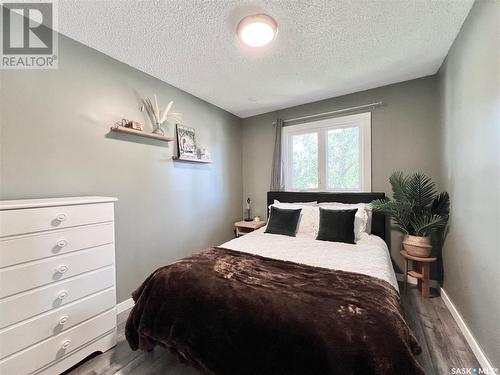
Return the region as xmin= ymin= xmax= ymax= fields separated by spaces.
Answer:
xmin=372 ymin=172 xmax=450 ymax=257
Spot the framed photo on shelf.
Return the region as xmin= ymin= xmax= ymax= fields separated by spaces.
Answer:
xmin=176 ymin=124 xmax=197 ymax=159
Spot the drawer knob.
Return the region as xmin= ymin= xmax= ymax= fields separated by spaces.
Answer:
xmin=56 ymin=214 xmax=67 ymax=222
xmin=57 ymin=290 xmax=68 ymax=300
xmin=56 ymin=264 xmax=69 ymax=274
xmin=61 ymin=339 xmax=71 ymax=350
xmin=59 ymin=315 xmax=69 ymax=325
xmin=57 ymin=239 xmax=68 ymax=248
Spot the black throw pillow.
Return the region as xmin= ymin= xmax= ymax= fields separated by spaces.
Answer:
xmin=265 ymin=206 xmax=302 ymax=237
xmin=316 ymin=208 xmax=357 ymax=244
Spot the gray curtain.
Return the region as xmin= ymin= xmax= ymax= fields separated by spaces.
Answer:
xmin=270 ymin=119 xmax=284 ymax=191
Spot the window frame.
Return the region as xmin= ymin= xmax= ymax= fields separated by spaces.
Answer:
xmin=282 ymin=112 xmax=372 ymax=192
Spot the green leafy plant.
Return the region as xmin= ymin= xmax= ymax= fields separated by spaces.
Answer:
xmin=372 ymin=172 xmax=450 ymax=237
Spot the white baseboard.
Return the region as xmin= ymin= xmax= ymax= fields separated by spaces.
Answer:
xmin=116 ymin=298 xmax=134 ymax=314
xmin=440 ymin=288 xmax=495 ymax=371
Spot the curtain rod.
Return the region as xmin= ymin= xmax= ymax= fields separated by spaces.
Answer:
xmin=273 ymin=101 xmax=385 ymax=125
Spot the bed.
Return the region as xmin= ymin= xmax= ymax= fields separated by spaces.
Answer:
xmin=126 ymin=192 xmax=424 ymax=374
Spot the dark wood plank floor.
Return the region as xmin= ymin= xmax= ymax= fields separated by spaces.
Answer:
xmin=68 ymin=284 xmax=479 ymax=375
xmin=399 ymin=285 xmax=480 ymax=374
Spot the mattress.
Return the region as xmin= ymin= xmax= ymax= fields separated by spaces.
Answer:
xmin=126 ymin=245 xmax=423 ymax=374
xmin=221 ymin=228 xmax=399 ymax=291
xmin=126 ymin=229 xmax=424 ymax=374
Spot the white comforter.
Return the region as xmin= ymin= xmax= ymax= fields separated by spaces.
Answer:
xmin=220 ymin=228 xmax=398 ymax=291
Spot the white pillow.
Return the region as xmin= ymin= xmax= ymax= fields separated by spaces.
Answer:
xmin=269 ymin=203 xmax=319 ymax=235
xmin=318 ymin=202 xmax=373 ymax=234
xmin=318 ymin=203 xmax=368 ymax=242
xmin=364 ymin=204 xmax=373 ymax=234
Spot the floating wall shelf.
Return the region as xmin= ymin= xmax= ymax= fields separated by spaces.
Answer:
xmin=110 ymin=126 xmax=174 ymax=142
xmin=173 ymin=156 xmax=213 ymax=164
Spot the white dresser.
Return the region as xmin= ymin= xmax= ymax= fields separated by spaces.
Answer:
xmin=0 ymin=196 xmax=118 ymax=375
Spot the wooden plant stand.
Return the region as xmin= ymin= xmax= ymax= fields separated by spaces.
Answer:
xmin=400 ymin=250 xmax=437 ymax=298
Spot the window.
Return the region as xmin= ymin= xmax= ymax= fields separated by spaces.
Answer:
xmin=282 ymin=112 xmax=371 ymax=192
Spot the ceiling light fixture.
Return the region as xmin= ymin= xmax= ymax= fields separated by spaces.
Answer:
xmin=237 ymin=14 xmax=278 ymax=48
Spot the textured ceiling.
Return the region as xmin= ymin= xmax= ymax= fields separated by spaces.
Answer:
xmin=57 ymin=0 xmax=473 ymax=118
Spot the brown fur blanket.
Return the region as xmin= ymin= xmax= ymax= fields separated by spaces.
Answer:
xmin=126 ymin=247 xmax=424 ymax=375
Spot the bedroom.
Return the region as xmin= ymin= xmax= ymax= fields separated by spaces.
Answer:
xmin=0 ymin=0 xmax=498 ymax=374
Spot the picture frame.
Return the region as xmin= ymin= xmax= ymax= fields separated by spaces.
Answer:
xmin=176 ymin=124 xmax=197 ymax=159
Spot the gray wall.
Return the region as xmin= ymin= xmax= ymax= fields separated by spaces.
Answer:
xmin=0 ymin=34 xmax=243 ymax=303
xmin=241 ymin=76 xmax=441 ymax=271
xmin=438 ymin=0 xmax=500 ymax=366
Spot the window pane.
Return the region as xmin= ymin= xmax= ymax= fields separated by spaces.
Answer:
xmin=291 ymin=133 xmax=318 ymax=190
xmin=327 ymin=127 xmax=360 ymax=189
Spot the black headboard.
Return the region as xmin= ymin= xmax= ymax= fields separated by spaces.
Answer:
xmin=267 ymin=191 xmax=387 ymax=243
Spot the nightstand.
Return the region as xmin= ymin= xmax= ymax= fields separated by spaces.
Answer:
xmin=234 ymin=220 xmax=266 ymax=237
xmin=400 ymin=250 xmax=437 ymax=298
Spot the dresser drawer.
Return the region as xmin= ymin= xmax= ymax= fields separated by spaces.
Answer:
xmin=0 ymin=308 xmax=116 ymax=375
xmin=0 ymin=203 xmax=114 ymax=237
xmin=0 ymin=223 xmax=114 ymax=268
xmin=0 ymin=287 xmax=115 ymax=359
xmin=0 ymin=267 xmax=114 ymax=329
xmin=0 ymin=244 xmax=114 ymax=298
